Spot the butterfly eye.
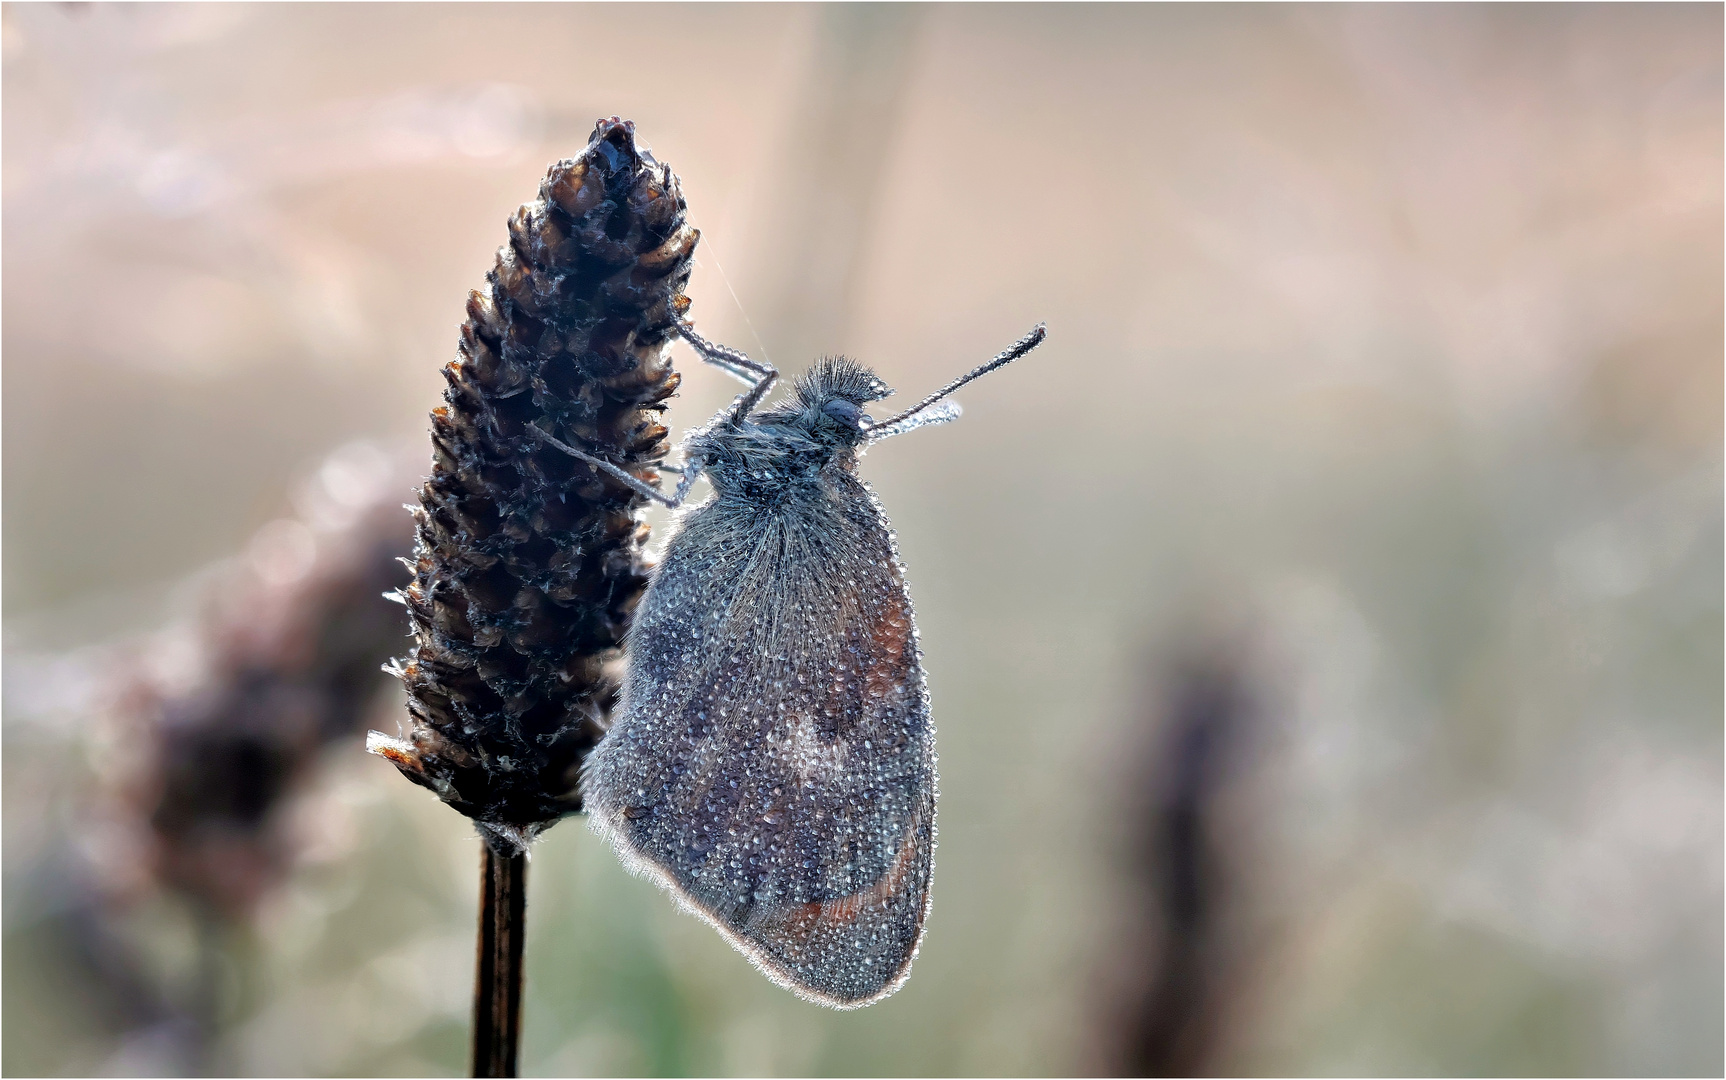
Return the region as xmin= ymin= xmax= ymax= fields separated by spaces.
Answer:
xmin=822 ymin=399 xmax=867 ymax=430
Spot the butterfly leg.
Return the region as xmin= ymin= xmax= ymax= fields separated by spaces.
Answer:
xmin=676 ymin=321 xmax=778 ymax=423
xmin=526 ymin=321 xmax=770 ymax=507
xmin=687 ymin=350 xmax=760 ymax=389
xmin=526 ymin=424 xmax=690 ymax=508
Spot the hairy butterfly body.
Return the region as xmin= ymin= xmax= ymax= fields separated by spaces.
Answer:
xmin=565 ymin=321 xmax=1046 ymax=1008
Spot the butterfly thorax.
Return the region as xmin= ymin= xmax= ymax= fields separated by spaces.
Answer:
xmin=693 ymin=356 xmax=895 ymax=503
xmin=694 ymin=423 xmax=852 ymax=503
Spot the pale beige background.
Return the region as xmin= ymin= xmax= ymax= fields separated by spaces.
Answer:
xmin=5 ymin=4 xmax=1720 ymax=1076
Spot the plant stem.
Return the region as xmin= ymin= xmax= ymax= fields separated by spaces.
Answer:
xmin=471 ymin=844 xmax=527 ymax=1078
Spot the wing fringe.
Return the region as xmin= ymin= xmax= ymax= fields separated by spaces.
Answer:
xmin=585 ymin=804 xmax=934 ymax=1010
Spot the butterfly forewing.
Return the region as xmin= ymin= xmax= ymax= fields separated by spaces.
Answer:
xmin=583 ymin=471 xmax=936 ymax=1007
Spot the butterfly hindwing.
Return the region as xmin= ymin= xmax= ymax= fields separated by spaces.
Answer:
xmin=583 ymin=471 xmax=936 ymax=1007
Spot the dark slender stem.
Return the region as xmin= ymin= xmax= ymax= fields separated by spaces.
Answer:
xmin=471 ymin=844 xmax=527 ymax=1078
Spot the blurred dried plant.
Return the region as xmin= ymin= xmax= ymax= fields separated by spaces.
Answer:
xmin=120 ymin=448 xmax=415 ymax=917
xmin=1094 ymin=626 xmax=1265 ymax=1077
xmin=89 ymin=450 xmax=412 ymax=915
xmin=72 ymin=440 xmax=419 ymax=1070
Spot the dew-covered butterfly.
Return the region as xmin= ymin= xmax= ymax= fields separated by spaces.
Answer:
xmin=535 ymin=320 xmax=1045 ymax=1007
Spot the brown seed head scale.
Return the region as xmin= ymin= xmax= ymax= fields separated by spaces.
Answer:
xmin=373 ymin=118 xmax=698 ymax=856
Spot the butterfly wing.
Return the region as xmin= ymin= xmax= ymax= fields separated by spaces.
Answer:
xmin=583 ymin=472 xmax=935 ymax=1007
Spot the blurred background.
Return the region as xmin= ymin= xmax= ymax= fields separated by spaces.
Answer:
xmin=4 ymin=3 xmax=1720 ymax=1076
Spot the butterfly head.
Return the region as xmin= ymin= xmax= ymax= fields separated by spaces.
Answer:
xmin=763 ymin=356 xmax=895 ymax=451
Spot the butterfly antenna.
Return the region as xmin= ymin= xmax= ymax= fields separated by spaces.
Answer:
xmin=872 ymin=324 xmax=1046 ymax=432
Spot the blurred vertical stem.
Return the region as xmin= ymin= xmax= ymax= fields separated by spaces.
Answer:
xmin=471 ymin=845 xmax=527 ymax=1078
xmin=756 ymin=4 xmax=921 ymax=361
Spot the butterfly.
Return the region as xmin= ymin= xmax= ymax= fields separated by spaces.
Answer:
xmin=538 ymin=319 xmax=1045 ymax=1007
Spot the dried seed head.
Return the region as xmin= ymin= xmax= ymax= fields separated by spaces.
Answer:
xmin=378 ymin=118 xmax=698 ymax=855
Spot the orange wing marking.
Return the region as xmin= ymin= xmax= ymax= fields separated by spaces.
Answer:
xmin=864 ymin=589 xmax=913 ymax=699
xmin=753 ymin=810 xmax=923 ymax=942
